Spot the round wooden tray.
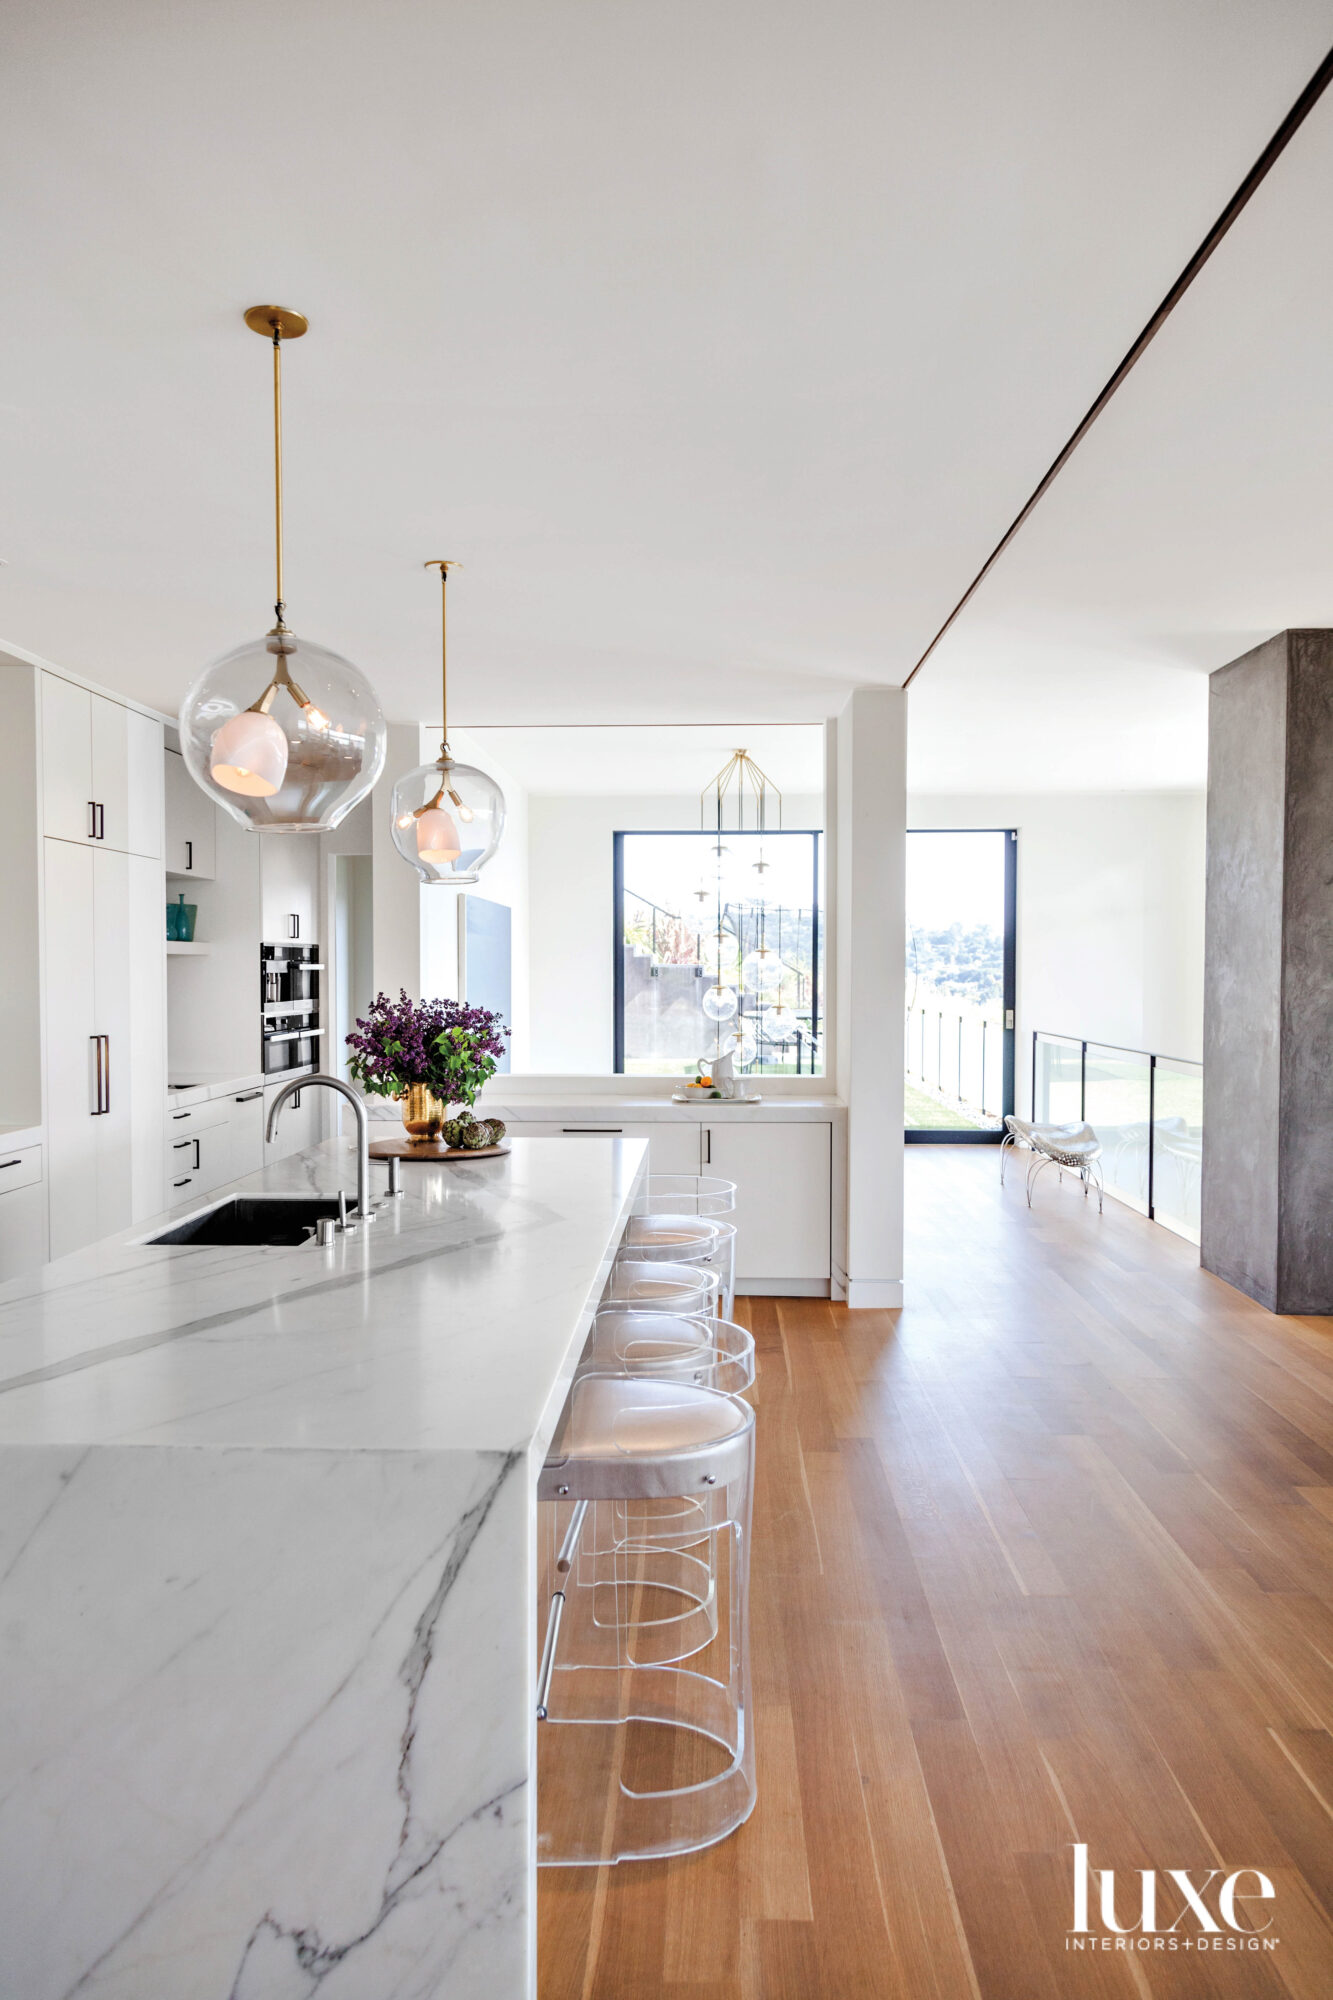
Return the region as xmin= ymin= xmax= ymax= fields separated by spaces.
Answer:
xmin=369 ymin=1136 xmax=510 ymax=1161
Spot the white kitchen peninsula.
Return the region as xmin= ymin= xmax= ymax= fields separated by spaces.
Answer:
xmin=0 ymin=1135 xmax=645 ymax=1999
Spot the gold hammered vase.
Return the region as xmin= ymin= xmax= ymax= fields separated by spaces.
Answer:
xmin=400 ymin=1083 xmax=448 ymax=1141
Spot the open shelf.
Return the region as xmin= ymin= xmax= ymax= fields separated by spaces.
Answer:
xmin=166 ymin=941 xmax=211 ymax=956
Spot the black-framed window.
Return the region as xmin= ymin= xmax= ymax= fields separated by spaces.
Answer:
xmin=614 ymin=830 xmax=824 ymax=1077
xmin=904 ymin=828 xmax=1017 ymax=1143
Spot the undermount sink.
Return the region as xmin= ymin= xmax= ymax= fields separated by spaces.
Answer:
xmin=145 ymin=1195 xmax=346 ymax=1247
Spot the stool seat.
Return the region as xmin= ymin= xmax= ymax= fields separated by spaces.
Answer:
xmin=584 ymin=1310 xmax=714 ymax=1369
xmin=604 ymin=1259 xmax=721 ymax=1313
xmin=540 ymin=1375 xmax=753 ymax=1501
xmin=623 ymin=1213 xmax=729 ymax=1256
xmin=586 ymin=1309 xmax=756 ymax=1392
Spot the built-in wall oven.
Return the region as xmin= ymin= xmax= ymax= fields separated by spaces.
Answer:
xmin=261 ymin=943 xmax=323 ymax=1075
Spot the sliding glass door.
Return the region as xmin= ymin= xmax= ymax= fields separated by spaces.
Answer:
xmin=905 ymin=829 xmax=1016 ymax=1141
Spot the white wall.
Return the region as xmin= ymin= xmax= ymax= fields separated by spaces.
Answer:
xmin=524 ymin=791 xmax=824 ymax=1074
xmin=908 ymin=790 xmax=1206 ymax=1111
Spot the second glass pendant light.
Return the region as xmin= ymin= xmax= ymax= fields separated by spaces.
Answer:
xmin=390 ymin=562 xmax=505 ymax=884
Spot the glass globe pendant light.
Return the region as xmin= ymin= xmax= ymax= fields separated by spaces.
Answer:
xmin=390 ymin=561 xmax=505 ymax=884
xmin=701 ymin=980 xmax=739 ymax=1022
xmin=178 ymin=306 xmax=387 ymax=831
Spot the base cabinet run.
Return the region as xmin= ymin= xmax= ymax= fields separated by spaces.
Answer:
xmin=499 ymin=1118 xmax=833 ymax=1292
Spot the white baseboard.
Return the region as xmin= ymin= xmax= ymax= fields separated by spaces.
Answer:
xmin=843 ymin=1278 xmax=904 ymax=1310
xmin=737 ymin=1279 xmax=831 ymax=1298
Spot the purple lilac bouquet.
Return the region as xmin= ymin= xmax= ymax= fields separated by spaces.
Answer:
xmin=346 ymin=991 xmax=510 ymax=1109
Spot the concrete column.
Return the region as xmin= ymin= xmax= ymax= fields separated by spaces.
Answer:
xmin=1202 ymin=630 xmax=1333 ymax=1313
xmin=831 ymin=688 xmax=906 ymax=1308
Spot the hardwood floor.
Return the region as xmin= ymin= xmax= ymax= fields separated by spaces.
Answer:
xmin=538 ymin=1147 xmax=1333 ymax=1998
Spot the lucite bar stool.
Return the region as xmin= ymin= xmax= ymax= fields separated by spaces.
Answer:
xmin=603 ymin=1258 xmax=721 ymax=1317
xmin=620 ymin=1214 xmax=738 ymax=1319
xmin=584 ymin=1308 xmax=755 ymax=1394
xmin=537 ymin=1374 xmax=756 ymax=1865
xmin=570 ymin=1313 xmax=754 ymax=1665
xmin=634 ymin=1175 xmax=738 ymax=1314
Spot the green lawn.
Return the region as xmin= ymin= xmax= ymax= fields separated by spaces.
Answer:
xmin=905 ymin=1081 xmax=991 ymax=1131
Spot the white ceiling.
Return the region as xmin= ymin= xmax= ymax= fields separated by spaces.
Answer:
xmin=2 ymin=1 xmax=1331 ymax=793
xmin=463 ymin=724 xmax=825 ymax=798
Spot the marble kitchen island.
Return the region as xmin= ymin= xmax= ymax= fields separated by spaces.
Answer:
xmin=0 ymin=1135 xmax=646 ymax=2000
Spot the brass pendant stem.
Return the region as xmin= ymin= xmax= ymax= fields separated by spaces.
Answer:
xmin=424 ymin=559 xmax=458 ymax=752
xmin=243 ymin=306 xmax=307 ymax=625
xmin=272 ymin=330 xmax=284 ymax=620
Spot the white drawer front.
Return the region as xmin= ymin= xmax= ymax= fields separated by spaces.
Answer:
xmin=164 ymin=1097 xmax=229 ymax=1135
xmin=0 ymin=1144 xmax=43 ymax=1196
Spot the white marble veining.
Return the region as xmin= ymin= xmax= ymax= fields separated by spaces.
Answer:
xmin=0 ymin=1135 xmax=646 ymax=1999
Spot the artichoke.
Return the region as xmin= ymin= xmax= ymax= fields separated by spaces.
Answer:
xmin=459 ymin=1121 xmax=492 ymax=1150
xmin=443 ymin=1117 xmax=471 ymax=1149
xmin=485 ymin=1119 xmax=507 ymax=1144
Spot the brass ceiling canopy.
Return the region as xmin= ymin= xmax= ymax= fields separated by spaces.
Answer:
xmin=243 ymin=305 xmax=309 ymax=341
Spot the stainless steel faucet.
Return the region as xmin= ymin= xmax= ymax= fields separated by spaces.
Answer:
xmin=266 ymin=1073 xmax=375 ymax=1223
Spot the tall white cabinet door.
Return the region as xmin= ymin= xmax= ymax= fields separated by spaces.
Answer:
xmin=90 ymin=695 xmax=130 ymax=853
xmin=124 ymin=711 xmax=164 ymax=860
xmin=92 ymin=848 xmax=133 ymax=1239
xmin=40 ymin=674 xmax=93 ymax=843
xmin=703 ymin=1121 xmax=832 ymax=1287
xmin=126 ymin=854 xmax=165 ymax=1219
xmin=164 ymin=747 xmax=216 ymax=878
xmin=261 ymin=832 xmax=319 ymax=942
xmin=43 ymin=840 xmax=99 ymax=1258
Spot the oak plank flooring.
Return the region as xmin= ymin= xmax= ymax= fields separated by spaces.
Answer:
xmin=538 ymin=1148 xmax=1333 ymax=1997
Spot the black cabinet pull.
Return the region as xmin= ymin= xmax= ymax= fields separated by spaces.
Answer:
xmin=234 ymin=1089 xmax=263 ymax=1103
xmin=172 ymin=1139 xmax=192 ymax=1152
xmin=96 ymin=802 xmax=105 ymax=841
xmin=172 ymin=1176 xmax=192 ymax=1189
xmin=192 ymin=1137 xmax=201 ymax=1170
xmin=89 ymin=1035 xmax=110 ymax=1115
xmin=185 ymin=839 xmax=193 ymax=871
xmin=0 ymin=1158 xmax=21 ymax=1170
xmin=171 ymin=1110 xmax=191 ymax=1122
xmin=288 ymin=914 xmax=300 ymax=939
xmin=87 ymin=801 xmax=97 ymax=840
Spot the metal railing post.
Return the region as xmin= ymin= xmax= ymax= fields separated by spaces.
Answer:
xmin=1147 ymin=1053 xmax=1156 ymax=1219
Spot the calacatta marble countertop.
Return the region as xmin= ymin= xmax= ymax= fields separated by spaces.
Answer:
xmin=0 ymin=1134 xmax=645 ymax=1997
xmin=0 ymin=1134 xmax=646 ymax=1457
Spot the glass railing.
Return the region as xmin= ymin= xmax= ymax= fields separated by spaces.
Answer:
xmin=1032 ymin=1032 xmax=1202 ymax=1244
xmin=905 ymin=1003 xmax=1004 ymax=1131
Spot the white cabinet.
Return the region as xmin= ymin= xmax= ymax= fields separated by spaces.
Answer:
xmin=500 ymin=1119 xmax=702 ymax=1176
xmin=193 ymin=1120 xmax=234 ymax=1197
xmin=90 ymin=694 xmax=129 ymax=852
xmin=164 ymin=747 xmax=216 ymax=878
xmin=261 ymin=833 xmax=319 ymax=943
xmin=45 ymin=842 xmax=165 ymax=1259
xmin=0 ymin=1149 xmax=49 ymax=1282
xmin=227 ymin=1088 xmax=266 ymax=1179
xmin=703 ymin=1121 xmax=832 ymax=1288
xmin=41 ymin=675 xmax=162 ymax=857
xmin=163 ymin=1095 xmax=234 ymax=1199
xmin=40 ymin=674 xmax=95 ymax=844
